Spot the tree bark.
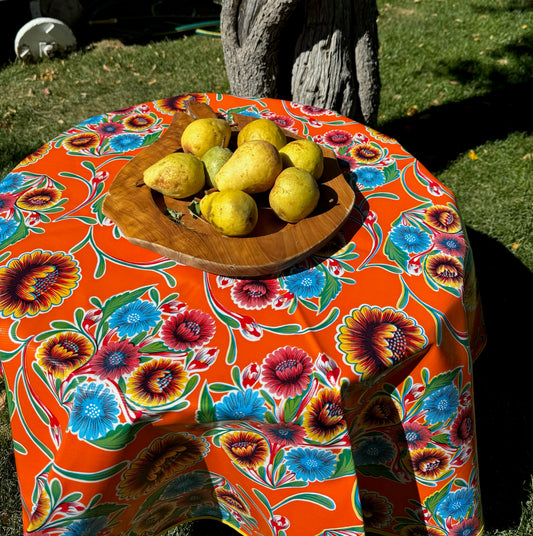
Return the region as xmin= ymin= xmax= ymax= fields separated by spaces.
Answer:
xmin=220 ymin=0 xmax=381 ymax=125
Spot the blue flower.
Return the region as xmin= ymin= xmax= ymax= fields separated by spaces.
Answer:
xmin=389 ymin=224 xmax=431 ymax=254
xmin=69 ymin=383 xmax=120 ymax=440
xmin=284 ymin=268 xmax=325 ymax=299
xmin=353 ymin=436 xmax=395 ymax=466
xmin=355 ymin=166 xmax=385 ymax=188
xmin=285 ymin=447 xmax=337 ymax=481
xmin=79 ymin=114 xmax=106 ymax=126
xmin=215 ymin=388 xmax=267 ymax=422
xmin=437 ymin=487 xmax=475 ymax=519
xmin=64 ymin=516 xmax=108 ymax=536
xmin=0 ymin=218 xmax=19 ymax=241
xmin=422 ymin=384 xmax=459 ymax=424
xmin=109 ymin=133 xmax=143 ymax=152
xmin=108 ymin=300 xmax=161 ymax=337
xmin=0 ymin=173 xmax=24 ymax=193
xmin=162 ymin=472 xmax=212 ymax=498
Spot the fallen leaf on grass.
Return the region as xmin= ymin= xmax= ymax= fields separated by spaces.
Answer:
xmin=511 ymin=243 xmax=520 ymax=251
xmin=468 ymin=149 xmax=479 ymax=160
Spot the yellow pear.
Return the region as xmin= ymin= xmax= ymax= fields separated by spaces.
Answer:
xmin=199 ymin=190 xmax=220 ymax=220
xmin=215 ymin=140 xmax=282 ymax=194
xmin=143 ymin=152 xmax=205 ymax=199
xmin=279 ymin=138 xmax=324 ymax=179
xmin=181 ymin=117 xmax=232 ymax=158
xmin=269 ymin=167 xmax=320 ymax=223
xmin=205 ymin=190 xmax=258 ymax=236
xmin=237 ymin=118 xmax=287 ymax=150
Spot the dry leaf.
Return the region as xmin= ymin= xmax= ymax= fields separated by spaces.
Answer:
xmin=468 ymin=149 xmax=479 ymax=160
xmin=406 ymin=105 xmax=418 ymax=116
xmin=511 ymin=243 xmax=520 ymax=251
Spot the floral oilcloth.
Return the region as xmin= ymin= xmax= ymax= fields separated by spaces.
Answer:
xmin=0 ymin=94 xmax=486 ymax=536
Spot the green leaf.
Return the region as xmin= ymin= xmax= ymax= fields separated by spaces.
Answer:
xmin=282 ymin=395 xmax=304 ymax=423
xmin=140 ymin=341 xmax=170 ymax=354
xmin=383 ymin=162 xmax=400 ymax=182
xmin=181 ymin=374 xmax=200 ymax=398
xmin=50 ymin=321 xmax=78 ymax=331
xmin=196 ymin=382 xmax=216 ymax=423
xmin=383 ymin=236 xmax=409 ymax=270
xmin=318 ymin=271 xmax=342 ymax=313
xmin=275 ymin=492 xmax=335 ymax=510
xmin=356 ymin=464 xmax=401 ymax=482
xmin=91 ymin=421 xmax=148 ymax=451
xmin=209 ymin=382 xmax=237 ymax=392
xmin=331 ymin=449 xmax=355 ymax=478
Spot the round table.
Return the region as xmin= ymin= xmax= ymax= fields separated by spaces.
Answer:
xmin=0 ymin=93 xmax=486 ymax=536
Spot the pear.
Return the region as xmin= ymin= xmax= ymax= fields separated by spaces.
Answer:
xmin=215 ymin=140 xmax=282 ymax=194
xmin=279 ymin=138 xmax=324 ymax=179
xmin=143 ymin=152 xmax=205 ymax=199
xmin=181 ymin=117 xmax=232 ymax=158
xmin=204 ymin=190 xmax=258 ymax=236
xmin=237 ymin=118 xmax=287 ymax=150
xmin=269 ymin=167 xmax=320 ymax=223
xmin=201 ymin=146 xmax=233 ymax=189
xmin=199 ymin=190 xmax=220 ymax=220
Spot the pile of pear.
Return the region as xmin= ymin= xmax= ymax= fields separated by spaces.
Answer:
xmin=142 ymin=116 xmax=324 ymax=237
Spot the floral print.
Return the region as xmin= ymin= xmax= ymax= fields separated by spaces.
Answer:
xmin=337 ymin=305 xmax=427 ymax=381
xmin=0 ymin=94 xmax=485 ymax=536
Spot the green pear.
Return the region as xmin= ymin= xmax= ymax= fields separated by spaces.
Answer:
xmin=269 ymin=167 xmax=320 ymax=223
xmin=215 ymin=140 xmax=282 ymax=194
xmin=143 ymin=152 xmax=205 ymax=199
xmin=181 ymin=117 xmax=232 ymax=158
xmin=201 ymin=146 xmax=233 ymax=189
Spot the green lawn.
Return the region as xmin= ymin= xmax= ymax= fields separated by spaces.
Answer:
xmin=1 ymin=1 xmax=532 ymax=534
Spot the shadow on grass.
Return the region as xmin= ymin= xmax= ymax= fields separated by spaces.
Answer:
xmin=468 ymin=227 xmax=533 ymax=531
xmin=378 ymin=80 xmax=532 ymax=173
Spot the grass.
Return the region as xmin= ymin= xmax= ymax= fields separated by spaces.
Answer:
xmin=0 ymin=0 xmax=532 ymax=534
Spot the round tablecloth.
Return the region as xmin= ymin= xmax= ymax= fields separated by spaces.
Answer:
xmin=0 ymin=93 xmax=486 ymax=536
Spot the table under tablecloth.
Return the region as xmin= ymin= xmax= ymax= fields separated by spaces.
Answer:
xmin=0 ymin=93 xmax=485 ymax=536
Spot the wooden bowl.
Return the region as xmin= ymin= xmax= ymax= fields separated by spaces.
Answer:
xmin=102 ymin=102 xmax=355 ymax=278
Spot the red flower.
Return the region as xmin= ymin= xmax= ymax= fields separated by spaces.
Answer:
xmin=450 ymin=407 xmax=474 ymax=446
xmin=323 ymin=129 xmax=352 ymax=147
xmin=92 ymin=340 xmax=141 ymax=379
xmin=0 ymin=193 xmax=16 ymax=213
xmin=161 ymin=309 xmax=215 ymax=351
xmin=261 ymin=346 xmax=313 ymax=398
xmin=261 ymin=422 xmax=305 ymax=448
xmin=231 ymin=279 xmax=280 ymax=309
xmin=402 ymin=421 xmax=431 ymax=450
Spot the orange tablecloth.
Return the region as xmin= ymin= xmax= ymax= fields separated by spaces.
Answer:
xmin=0 ymin=93 xmax=485 ymax=536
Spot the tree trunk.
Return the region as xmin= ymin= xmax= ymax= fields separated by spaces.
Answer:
xmin=220 ymin=0 xmax=380 ymax=125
